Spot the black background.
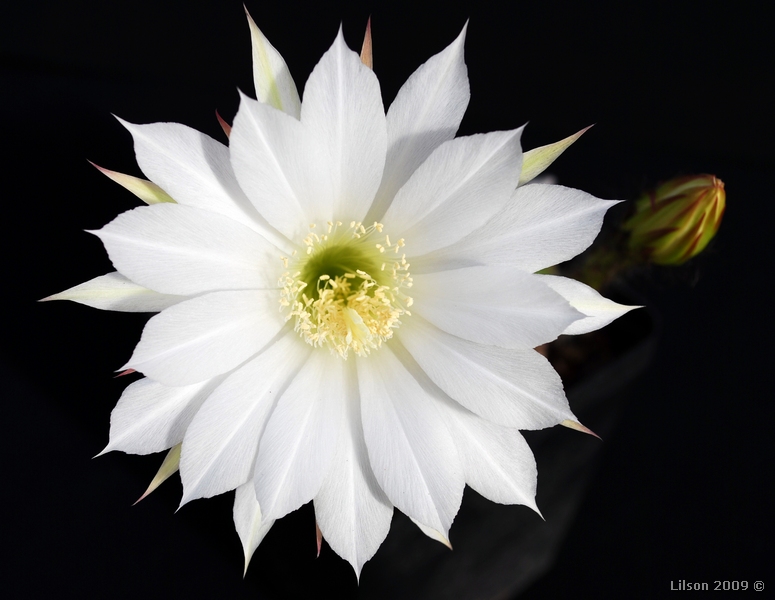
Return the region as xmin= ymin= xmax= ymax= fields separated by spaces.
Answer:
xmin=3 ymin=0 xmax=771 ymax=598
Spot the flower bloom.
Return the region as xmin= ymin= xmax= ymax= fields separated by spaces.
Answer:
xmin=623 ymin=174 xmax=726 ymax=265
xmin=47 ymin=14 xmax=634 ymax=577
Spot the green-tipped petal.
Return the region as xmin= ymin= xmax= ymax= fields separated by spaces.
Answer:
xmin=40 ymin=272 xmax=186 ymax=312
xmin=90 ymin=162 xmax=176 ymax=205
xmin=134 ymin=444 xmax=181 ymax=504
xmin=519 ymin=126 xmax=592 ymax=186
xmin=245 ymin=7 xmax=301 ymax=118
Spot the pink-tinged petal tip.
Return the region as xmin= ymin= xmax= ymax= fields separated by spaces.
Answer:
xmin=315 ymin=521 xmax=323 ymax=558
xmin=87 ymin=160 xmax=176 ymax=205
xmin=216 ymin=110 xmax=232 ymax=137
xmin=561 ymin=419 xmax=602 ymax=440
xmin=360 ymin=17 xmax=373 ymax=69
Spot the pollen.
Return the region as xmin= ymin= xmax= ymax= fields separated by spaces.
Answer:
xmin=279 ymin=221 xmax=412 ymax=358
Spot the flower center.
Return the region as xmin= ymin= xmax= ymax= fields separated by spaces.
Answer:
xmin=279 ymin=221 xmax=412 ymax=358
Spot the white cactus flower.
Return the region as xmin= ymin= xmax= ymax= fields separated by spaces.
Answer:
xmin=45 ymin=11 xmax=634 ymax=578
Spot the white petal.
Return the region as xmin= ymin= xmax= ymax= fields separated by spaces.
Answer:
xmin=42 ymin=272 xmax=185 ymax=312
xmin=444 ymin=404 xmax=540 ymax=511
xmin=313 ymin=361 xmax=393 ymax=578
xmin=124 ymin=290 xmax=285 ymax=386
xmin=245 ymin=8 xmax=301 ymax=118
xmin=179 ymin=333 xmax=309 ymax=503
xmin=230 ymin=91 xmax=328 ymax=239
xmin=100 ymin=377 xmax=217 ymax=455
xmin=367 ymin=25 xmax=469 ymax=222
xmin=382 ymin=127 xmax=523 ymax=256
xmin=234 ymin=482 xmax=275 ymax=576
xmin=518 ymin=126 xmax=591 ymax=186
xmin=118 ymin=119 xmax=283 ymax=241
xmin=301 ymin=28 xmax=387 ymax=223
xmin=92 ymin=204 xmax=281 ymax=296
xmin=254 ymin=350 xmax=347 ymax=521
xmin=538 ymin=275 xmax=639 ymax=335
xmin=411 ymin=266 xmax=583 ymax=348
xmin=413 ymin=183 xmax=618 ymax=274
xmin=397 ymin=315 xmax=574 ymax=429
xmin=357 ymin=347 xmax=464 ymax=537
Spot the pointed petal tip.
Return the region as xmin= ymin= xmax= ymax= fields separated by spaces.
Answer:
xmin=411 ymin=518 xmax=453 ymax=549
xmin=116 ymin=359 xmax=134 ymax=374
xmin=351 ymin=557 xmax=366 ymax=582
xmin=112 ymin=114 xmax=133 ymax=130
xmin=93 ymin=445 xmax=111 ymax=459
xmin=133 ymin=445 xmax=181 ymax=505
xmin=334 ymin=23 xmax=347 ymax=48
xmin=519 ymin=125 xmax=597 ymax=185
xmin=524 ymin=497 xmax=544 ymax=520
xmin=315 ymin=521 xmax=323 ymax=558
xmin=561 ymin=419 xmax=602 ymax=440
xmin=454 ymin=20 xmax=469 ymax=45
xmin=215 ymin=110 xmax=232 ymax=137
xmin=243 ymin=555 xmax=251 ymax=578
xmin=443 ymin=20 xmax=467 ymax=52
xmin=87 ymin=159 xmax=104 ymax=172
xmin=132 ymin=490 xmax=150 ymax=506
xmin=360 ymin=16 xmax=373 ymax=69
xmin=176 ymin=491 xmax=194 ymax=513
xmin=617 ymin=304 xmax=645 ymax=317
xmin=236 ymin=87 xmax=252 ymax=103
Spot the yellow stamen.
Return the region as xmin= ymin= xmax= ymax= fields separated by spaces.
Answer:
xmin=278 ymin=221 xmax=412 ymax=358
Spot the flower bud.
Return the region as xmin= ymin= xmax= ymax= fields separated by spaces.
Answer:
xmin=623 ymin=174 xmax=725 ymax=265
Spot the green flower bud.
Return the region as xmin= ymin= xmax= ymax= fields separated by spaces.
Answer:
xmin=623 ymin=174 xmax=725 ymax=265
